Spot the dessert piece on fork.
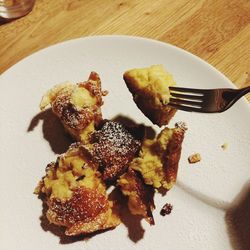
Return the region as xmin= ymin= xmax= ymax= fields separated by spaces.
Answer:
xmin=124 ymin=65 xmax=177 ymax=126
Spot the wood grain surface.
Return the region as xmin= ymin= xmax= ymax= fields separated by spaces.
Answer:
xmin=0 ymin=0 xmax=249 ymax=99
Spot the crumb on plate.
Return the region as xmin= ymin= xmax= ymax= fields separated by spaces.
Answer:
xmin=188 ymin=153 xmax=201 ymax=164
xmin=160 ymin=203 xmax=173 ymax=216
xmin=175 ymin=121 xmax=188 ymax=131
xmin=221 ymin=143 xmax=228 ymax=150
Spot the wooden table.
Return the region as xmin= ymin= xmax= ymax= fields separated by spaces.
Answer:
xmin=1 ymin=0 xmax=249 ymax=99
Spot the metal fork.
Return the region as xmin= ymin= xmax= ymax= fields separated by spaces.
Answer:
xmin=168 ymin=86 xmax=250 ymax=113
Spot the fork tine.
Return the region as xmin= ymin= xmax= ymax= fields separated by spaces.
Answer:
xmin=169 ymin=86 xmax=206 ymax=94
xmin=170 ymin=97 xmax=202 ymax=107
xmin=169 ymin=86 xmax=250 ymax=113
xmin=168 ymin=102 xmax=203 ymax=112
xmin=170 ymin=92 xmax=203 ymax=100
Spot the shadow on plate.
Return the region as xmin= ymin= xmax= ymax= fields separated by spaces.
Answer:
xmin=27 ymin=108 xmax=73 ymax=154
xmin=225 ymin=180 xmax=250 ymax=250
xmin=108 ymin=187 xmax=145 ymax=243
xmin=112 ymin=114 xmax=156 ymax=140
xmin=176 ymin=181 xmax=230 ymax=210
xmin=177 ymin=180 xmax=250 ymax=250
xmin=27 ymin=112 xmax=154 ymax=155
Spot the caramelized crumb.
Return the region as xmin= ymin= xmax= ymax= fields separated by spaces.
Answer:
xmin=188 ymin=153 xmax=201 ymax=164
xmin=175 ymin=121 xmax=188 ymax=131
xmin=160 ymin=203 xmax=173 ymax=216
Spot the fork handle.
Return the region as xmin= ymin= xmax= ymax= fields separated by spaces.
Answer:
xmin=239 ymin=86 xmax=250 ymax=96
xmin=222 ymin=86 xmax=250 ymax=109
xmin=235 ymin=86 xmax=250 ymax=100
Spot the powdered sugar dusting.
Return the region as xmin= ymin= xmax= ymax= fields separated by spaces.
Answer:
xmin=91 ymin=121 xmax=141 ymax=180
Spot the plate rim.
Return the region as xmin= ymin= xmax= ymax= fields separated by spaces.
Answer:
xmin=1 ymin=35 xmax=249 ymax=110
xmin=1 ymin=35 xmax=249 ymax=250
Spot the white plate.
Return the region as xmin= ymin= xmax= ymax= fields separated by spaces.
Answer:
xmin=0 ymin=36 xmax=250 ymax=250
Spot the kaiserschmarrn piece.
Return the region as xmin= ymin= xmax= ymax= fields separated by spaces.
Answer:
xmin=123 ymin=65 xmax=177 ymax=126
xmin=40 ymin=72 xmax=107 ymax=142
xmin=35 ymin=143 xmax=120 ymax=236
xmin=117 ymin=168 xmax=155 ymax=225
xmin=129 ymin=125 xmax=185 ymax=190
xmin=90 ymin=121 xmax=141 ymax=182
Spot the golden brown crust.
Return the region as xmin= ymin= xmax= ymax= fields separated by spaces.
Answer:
xmin=46 ymin=187 xmax=109 ymax=226
xmin=65 ymin=209 xmax=119 ymax=236
xmin=46 ymin=187 xmax=120 ymax=236
xmin=79 ymin=71 xmax=104 ymax=106
xmin=162 ymin=128 xmax=185 ymax=187
xmin=54 ymin=72 xmax=104 ymax=139
xmin=124 ymin=73 xmax=177 ymax=127
xmin=117 ymin=168 xmax=155 ymax=225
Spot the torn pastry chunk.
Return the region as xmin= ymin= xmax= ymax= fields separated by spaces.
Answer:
xmin=35 ymin=143 xmax=120 ymax=236
xmin=130 ymin=125 xmax=185 ymax=190
xmin=39 ymin=72 xmax=107 ymax=142
xmin=123 ymin=65 xmax=177 ymax=126
xmin=117 ymin=168 xmax=155 ymax=225
xmin=90 ymin=121 xmax=141 ymax=182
